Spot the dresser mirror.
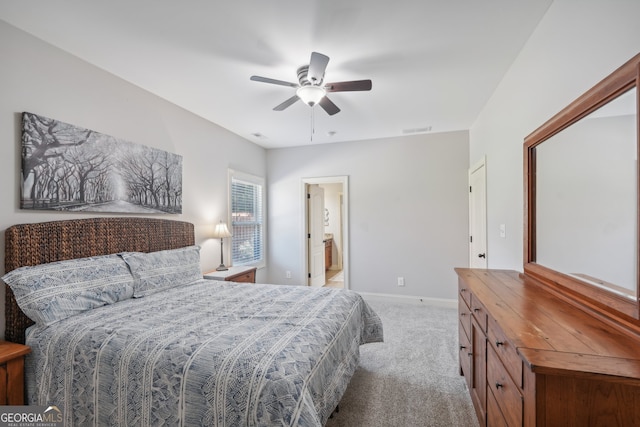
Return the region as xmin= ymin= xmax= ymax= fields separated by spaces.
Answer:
xmin=524 ymin=53 xmax=640 ymax=321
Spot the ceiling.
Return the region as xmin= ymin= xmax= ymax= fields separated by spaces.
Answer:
xmin=0 ymin=1 xmax=553 ymax=149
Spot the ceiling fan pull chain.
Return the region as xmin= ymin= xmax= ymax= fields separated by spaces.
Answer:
xmin=310 ymin=108 xmax=315 ymax=143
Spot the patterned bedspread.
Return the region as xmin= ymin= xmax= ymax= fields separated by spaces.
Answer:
xmin=25 ymin=280 xmax=382 ymax=426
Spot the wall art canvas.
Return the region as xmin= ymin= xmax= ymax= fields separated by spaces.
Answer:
xmin=20 ymin=112 xmax=182 ymax=214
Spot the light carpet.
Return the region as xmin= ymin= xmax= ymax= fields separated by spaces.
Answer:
xmin=325 ymin=297 xmax=479 ymax=427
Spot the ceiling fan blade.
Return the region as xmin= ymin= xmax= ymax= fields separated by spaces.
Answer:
xmin=319 ymin=96 xmax=340 ymax=116
xmin=307 ymin=52 xmax=330 ymax=84
xmin=273 ymin=95 xmax=300 ymax=111
xmin=250 ymin=75 xmax=298 ymax=88
xmin=325 ymin=79 xmax=372 ymax=92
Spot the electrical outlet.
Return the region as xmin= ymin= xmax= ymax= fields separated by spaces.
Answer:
xmin=286 ymin=271 xmax=292 ymax=279
xmin=397 ymin=277 xmax=405 ymax=286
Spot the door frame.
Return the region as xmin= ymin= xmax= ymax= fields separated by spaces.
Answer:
xmin=301 ymin=176 xmax=349 ymax=289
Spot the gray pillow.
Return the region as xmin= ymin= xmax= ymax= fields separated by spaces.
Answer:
xmin=2 ymin=254 xmax=134 ymax=326
xmin=120 ymin=245 xmax=202 ymax=297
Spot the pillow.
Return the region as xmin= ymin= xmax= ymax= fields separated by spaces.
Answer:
xmin=120 ymin=245 xmax=202 ymax=297
xmin=2 ymin=254 xmax=135 ymax=326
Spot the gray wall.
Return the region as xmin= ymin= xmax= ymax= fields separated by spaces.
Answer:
xmin=0 ymin=20 xmax=267 ymax=338
xmin=266 ymin=131 xmax=470 ymax=301
xmin=536 ymin=115 xmax=636 ymax=291
xmin=470 ymin=0 xmax=640 ymax=270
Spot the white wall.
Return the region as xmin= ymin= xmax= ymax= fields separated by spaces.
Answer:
xmin=267 ymin=131 xmax=470 ymax=301
xmin=0 ymin=21 xmax=267 ymax=338
xmin=470 ymin=0 xmax=640 ymax=270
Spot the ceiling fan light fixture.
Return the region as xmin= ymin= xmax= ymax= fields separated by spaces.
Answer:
xmin=251 ymin=51 xmax=371 ymax=115
xmin=297 ymin=85 xmax=326 ymax=106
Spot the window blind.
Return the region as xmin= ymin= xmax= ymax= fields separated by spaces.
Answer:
xmin=230 ymin=173 xmax=264 ymax=266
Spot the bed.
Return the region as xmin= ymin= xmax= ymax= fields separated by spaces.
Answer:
xmin=3 ymin=217 xmax=383 ymax=426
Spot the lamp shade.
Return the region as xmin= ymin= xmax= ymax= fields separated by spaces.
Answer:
xmin=297 ymin=85 xmax=326 ymax=106
xmin=212 ymin=222 xmax=232 ymax=238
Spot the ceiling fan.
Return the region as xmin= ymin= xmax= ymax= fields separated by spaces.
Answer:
xmin=250 ymin=52 xmax=372 ymax=116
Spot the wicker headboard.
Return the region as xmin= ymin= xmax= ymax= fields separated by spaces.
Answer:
xmin=4 ymin=217 xmax=195 ymax=344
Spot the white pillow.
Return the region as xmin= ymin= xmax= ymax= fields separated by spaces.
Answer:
xmin=2 ymin=254 xmax=135 ymax=326
xmin=120 ymin=245 xmax=202 ymax=297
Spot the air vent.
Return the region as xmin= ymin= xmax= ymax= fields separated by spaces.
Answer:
xmin=402 ymin=126 xmax=432 ymax=134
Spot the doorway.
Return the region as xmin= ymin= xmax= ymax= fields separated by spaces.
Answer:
xmin=302 ymin=176 xmax=349 ymax=289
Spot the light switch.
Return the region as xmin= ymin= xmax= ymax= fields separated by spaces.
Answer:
xmin=499 ymin=224 xmax=506 ymax=238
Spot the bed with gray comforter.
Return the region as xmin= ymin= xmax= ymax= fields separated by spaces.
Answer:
xmin=22 ymin=278 xmax=382 ymax=426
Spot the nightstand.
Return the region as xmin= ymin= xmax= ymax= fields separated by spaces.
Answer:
xmin=0 ymin=340 xmax=31 ymax=405
xmin=204 ymin=266 xmax=257 ymax=283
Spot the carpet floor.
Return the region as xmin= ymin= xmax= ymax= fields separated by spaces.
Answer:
xmin=325 ymin=297 xmax=479 ymax=427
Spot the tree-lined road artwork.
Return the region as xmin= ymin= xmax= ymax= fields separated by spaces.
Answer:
xmin=20 ymin=112 xmax=182 ymax=214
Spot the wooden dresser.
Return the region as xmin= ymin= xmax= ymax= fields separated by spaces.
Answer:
xmin=456 ymin=268 xmax=640 ymax=427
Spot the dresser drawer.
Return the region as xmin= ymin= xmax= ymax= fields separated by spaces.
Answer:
xmin=487 ymin=345 xmax=523 ymax=427
xmin=459 ymin=278 xmax=472 ymax=307
xmin=487 ymin=384 xmax=510 ymax=427
xmin=488 ymin=316 xmax=523 ymax=388
xmin=470 ymin=296 xmax=488 ymax=332
xmin=459 ymin=296 xmax=471 ymax=340
xmin=459 ymin=320 xmax=472 ymax=387
xmin=230 ymin=270 xmax=256 ymax=283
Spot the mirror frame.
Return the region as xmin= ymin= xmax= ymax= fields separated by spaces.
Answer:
xmin=524 ymin=53 xmax=640 ymax=326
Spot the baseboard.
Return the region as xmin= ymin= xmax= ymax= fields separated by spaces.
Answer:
xmin=356 ymin=291 xmax=457 ymax=308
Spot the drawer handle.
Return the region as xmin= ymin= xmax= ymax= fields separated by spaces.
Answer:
xmin=495 ymin=382 xmax=503 ymax=389
xmin=495 ymin=341 xmax=504 ymax=347
xmin=468 ymin=352 xmax=473 ymax=357
xmin=473 ymin=308 xmax=480 ymax=313
xmin=460 ymin=288 xmax=467 ymax=292
xmin=460 ymin=345 xmax=466 ymax=350
xmin=460 ymin=313 xmax=466 ymax=317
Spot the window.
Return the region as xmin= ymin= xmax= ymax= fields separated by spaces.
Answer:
xmin=229 ymin=170 xmax=265 ymax=267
